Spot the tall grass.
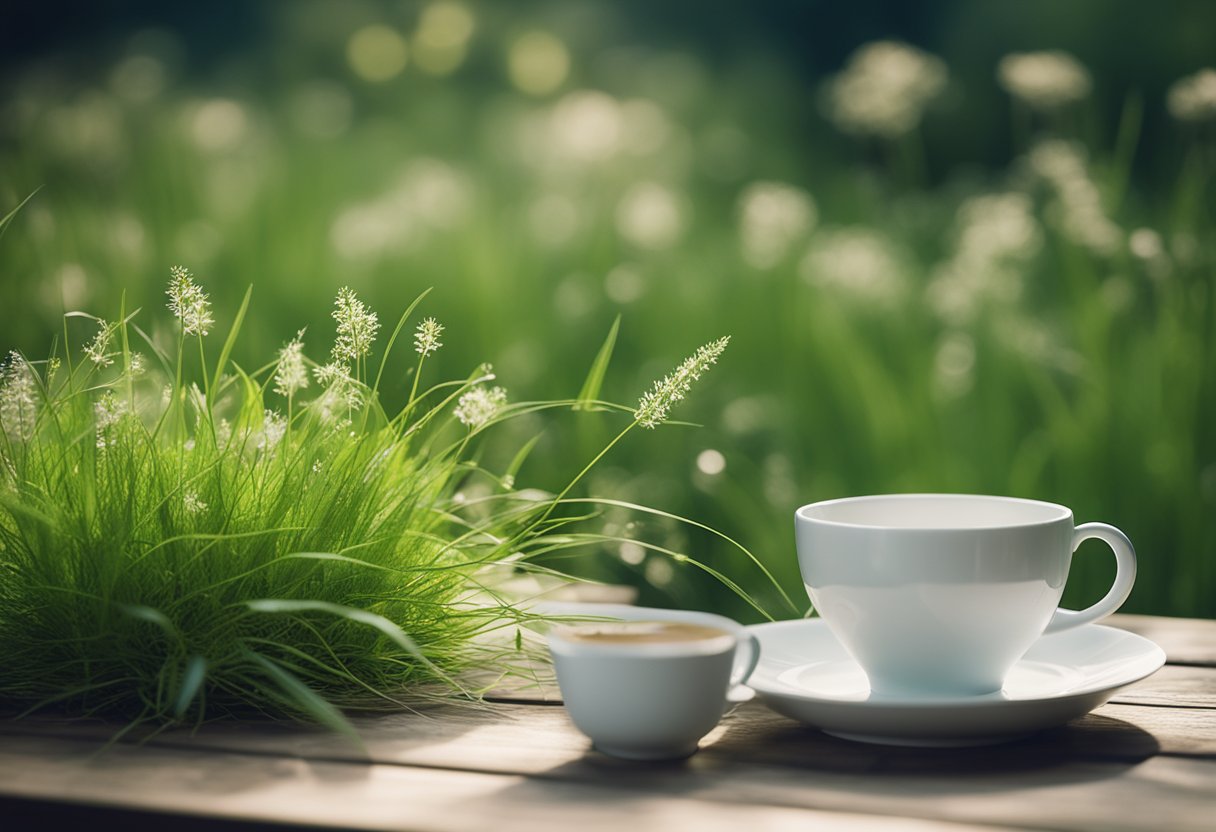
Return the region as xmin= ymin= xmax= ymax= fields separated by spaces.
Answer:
xmin=0 ymin=273 xmax=756 ymax=734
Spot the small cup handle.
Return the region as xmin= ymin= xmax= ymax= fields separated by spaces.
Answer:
xmin=1044 ymin=522 xmax=1137 ymax=634
xmin=730 ymin=632 xmax=762 ymax=686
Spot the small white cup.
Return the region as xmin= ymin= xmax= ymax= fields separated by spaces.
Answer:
xmin=548 ymin=609 xmax=760 ymax=760
xmin=796 ymin=494 xmax=1137 ymax=697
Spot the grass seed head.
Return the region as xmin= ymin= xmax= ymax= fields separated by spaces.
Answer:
xmin=414 ymin=317 xmax=444 ymax=357
xmin=454 ymin=385 xmax=507 ymax=427
xmin=635 ymin=336 xmax=730 ymax=428
xmin=166 ymin=266 xmax=215 ymax=337
xmin=0 ymin=352 xmax=38 ymax=442
xmin=274 ymin=330 xmax=310 ymax=398
xmin=331 ymin=286 xmax=380 ymax=364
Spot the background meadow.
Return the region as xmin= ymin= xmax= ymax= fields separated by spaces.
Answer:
xmin=2 ymin=0 xmax=1214 ymax=622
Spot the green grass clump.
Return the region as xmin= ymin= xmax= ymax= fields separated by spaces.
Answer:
xmin=0 ymin=272 xmax=744 ymax=733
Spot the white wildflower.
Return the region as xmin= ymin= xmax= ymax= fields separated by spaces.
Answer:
xmin=928 ymin=192 xmax=1041 ymax=325
xmin=83 ymin=320 xmax=116 ymax=368
xmin=548 ymin=90 xmax=624 ymax=164
xmin=94 ymin=391 xmax=129 ymax=449
xmin=615 ymin=182 xmax=685 ymax=250
xmin=635 ymin=337 xmax=730 ymax=429
xmin=0 ymin=352 xmax=38 ymax=442
xmin=414 ymin=317 xmax=444 ymax=357
xmin=128 ymin=352 xmax=146 ymax=377
xmin=454 ymin=385 xmax=508 ymax=428
xmin=932 ymin=333 xmax=977 ymax=400
xmin=183 ymin=491 xmax=208 ymax=515
xmin=274 ymin=330 xmax=309 ymax=398
xmin=738 ymin=181 xmax=818 ymax=269
xmin=330 ymin=286 xmax=379 ymax=364
xmin=1130 ymin=228 xmax=1163 ymax=259
xmin=257 ymin=410 xmax=286 ymax=451
xmin=166 ymin=266 xmax=215 ymax=336
xmin=998 ymin=51 xmax=1092 ymax=110
xmin=310 ymin=383 xmax=358 ymax=427
xmin=1028 ymin=140 xmax=1121 ymax=255
xmin=799 ymin=227 xmax=903 ymax=302
xmin=313 ymin=361 xmax=349 ymax=388
xmin=1167 ymin=68 xmax=1216 ymax=123
xmin=824 ymin=41 xmax=947 ymax=139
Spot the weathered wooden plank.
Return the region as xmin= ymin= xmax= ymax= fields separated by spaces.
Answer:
xmin=3 ymin=683 xmax=1213 ymax=775
xmin=0 ymin=723 xmax=1212 ymax=832
xmin=1109 ymin=665 xmax=1216 ymax=709
xmin=1109 ymin=615 xmax=1216 ymax=666
xmin=0 ymin=735 xmax=1019 ymax=832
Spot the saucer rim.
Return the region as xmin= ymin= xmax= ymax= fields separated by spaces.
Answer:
xmin=743 ymin=618 xmax=1166 ymax=709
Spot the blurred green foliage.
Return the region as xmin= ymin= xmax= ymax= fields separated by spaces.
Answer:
xmin=1 ymin=0 xmax=1214 ymax=620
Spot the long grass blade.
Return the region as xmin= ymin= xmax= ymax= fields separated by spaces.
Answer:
xmin=574 ymin=314 xmax=620 ymax=411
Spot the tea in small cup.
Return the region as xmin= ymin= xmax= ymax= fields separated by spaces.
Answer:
xmin=795 ymin=494 xmax=1137 ymax=697
xmin=550 ymin=619 xmax=760 ymax=760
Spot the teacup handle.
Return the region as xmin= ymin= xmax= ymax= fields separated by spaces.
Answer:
xmin=730 ymin=633 xmax=762 ymax=686
xmin=1044 ymin=522 xmax=1137 ymax=634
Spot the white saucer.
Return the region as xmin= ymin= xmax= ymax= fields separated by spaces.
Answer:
xmin=744 ymin=619 xmax=1165 ymax=747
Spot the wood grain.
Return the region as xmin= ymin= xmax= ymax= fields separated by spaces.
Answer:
xmin=0 ymin=613 xmax=1212 ymax=831
xmin=1109 ymin=614 xmax=1216 ymax=667
xmin=0 ymin=735 xmax=1022 ymax=832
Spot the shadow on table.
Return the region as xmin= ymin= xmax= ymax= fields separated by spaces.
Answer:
xmin=702 ymin=709 xmax=1162 ymax=777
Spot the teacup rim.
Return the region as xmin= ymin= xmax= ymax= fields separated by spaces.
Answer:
xmin=795 ymin=493 xmax=1074 ymax=531
xmin=549 ymin=623 xmax=737 ymax=657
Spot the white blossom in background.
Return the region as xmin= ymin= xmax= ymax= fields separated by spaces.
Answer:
xmin=187 ymin=98 xmax=249 ymax=153
xmin=1028 ymin=140 xmax=1121 ymax=255
xmin=0 ymin=352 xmax=38 ymax=442
xmin=414 ymin=317 xmax=444 ymax=357
xmin=737 ymin=182 xmax=818 ymax=269
xmin=994 ymin=318 xmax=1084 ymax=375
xmin=635 ymin=337 xmax=729 ymax=428
xmin=257 ymin=410 xmax=286 ymax=451
xmin=127 ymin=353 xmax=146 ymax=377
xmin=932 ymin=333 xmax=977 ymax=399
xmin=548 ymin=91 xmax=623 ymax=163
xmin=273 ymin=330 xmax=309 ymax=399
xmin=94 ymin=391 xmax=129 ymax=449
xmin=928 ymin=192 xmax=1041 ymax=325
xmin=615 ymin=182 xmax=685 ymax=250
xmin=166 ymin=266 xmax=214 ymax=337
xmin=413 ymin=1 xmax=476 ymax=77
xmin=330 ymin=160 xmax=473 ymax=259
xmin=825 ymin=41 xmax=947 ymax=139
xmin=508 ymin=31 xmax=570 ymax=96
xmin=800 ymin=227 xmax=904 ymax=302
xmin=183 ymin=491 xmax=208 ymax=515
xmin=998 ymin=51 xmax=1092 ymax=110
xmin=1129 ymin=228 xmax=1172 ymax=282
xmin=1167 ymin=68 xmax=1216 ymax=123
xmin=696 ymin=449 xmax=726 ymax=476
xmin=454 ymin=385 xmax=508 ymax=428
xmin=83 ymin=319 xmax=116 ymax=368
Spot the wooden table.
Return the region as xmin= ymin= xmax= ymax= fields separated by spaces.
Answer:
xmin=1 ymin=613 xmax=1213 ymax=831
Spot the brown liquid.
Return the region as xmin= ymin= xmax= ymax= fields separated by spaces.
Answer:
xmin=558 ymin=620 xmax=730 ymax=644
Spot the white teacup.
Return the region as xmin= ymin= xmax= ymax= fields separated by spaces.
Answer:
xmin=548 ymin=608 xmax=760 ymax=760
xmin=795 ymin=494 xmax=1137 ymax=697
